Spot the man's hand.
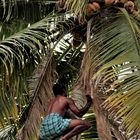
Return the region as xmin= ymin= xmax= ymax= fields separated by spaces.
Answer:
xmin=86 ymin=95 xmax=92 ymax=102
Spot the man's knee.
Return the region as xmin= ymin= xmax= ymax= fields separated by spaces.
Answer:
xmin=69 ymin=119 xmax=91 ymax=129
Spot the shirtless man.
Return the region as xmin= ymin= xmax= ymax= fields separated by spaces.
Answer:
xmin=39 ymin=83 xmax=92 ymax=140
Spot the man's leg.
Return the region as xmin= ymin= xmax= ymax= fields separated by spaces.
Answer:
xmin=60 ymin=119 xmax=91 ymax=140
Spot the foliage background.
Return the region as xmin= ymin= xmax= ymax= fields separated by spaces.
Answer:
xmin=0 ymin=0 xmax=140 ymax=139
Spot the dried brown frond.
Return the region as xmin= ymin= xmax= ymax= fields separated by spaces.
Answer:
xmin=16 ymin=51 xmax=56 ymax=140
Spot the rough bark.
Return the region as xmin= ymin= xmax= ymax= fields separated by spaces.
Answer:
xmin=91 ymin=81 xmax=112 ymax=140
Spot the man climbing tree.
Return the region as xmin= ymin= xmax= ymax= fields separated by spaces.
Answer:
xmin=39 ymin=83 xmax=92 ymax=140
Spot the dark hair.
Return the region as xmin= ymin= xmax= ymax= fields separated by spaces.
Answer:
xmin=53 ymin=83 xmax=66 ymax=96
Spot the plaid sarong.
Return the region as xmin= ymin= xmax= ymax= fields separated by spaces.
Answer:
xmin=39 ymin=113 xmax=71 ymax=140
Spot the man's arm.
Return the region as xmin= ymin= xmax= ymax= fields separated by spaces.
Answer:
xmin=67 ymin=95 xmax=92 ymax=117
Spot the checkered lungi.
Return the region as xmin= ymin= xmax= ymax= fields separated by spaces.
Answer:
xmin=39 ymin=113 xmax=71 ymax=140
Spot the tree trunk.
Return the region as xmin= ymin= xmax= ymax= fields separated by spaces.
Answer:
xmin=91 ymin=81 xmax=112 ymax=140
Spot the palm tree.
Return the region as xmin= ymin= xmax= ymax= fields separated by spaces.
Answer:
xmin=0 ymin=0 xmax=140 ymax=140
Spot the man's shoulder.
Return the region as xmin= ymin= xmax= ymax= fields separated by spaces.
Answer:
xmin=59 ymin=96 xmax=68 ymax=101
xmin=58 ymin=96 xmax=73 ymax=103
xmin=60 ymin=96 xmax=72 ymax=102
xmin=66 ymin=97 xmax=75 ymax=104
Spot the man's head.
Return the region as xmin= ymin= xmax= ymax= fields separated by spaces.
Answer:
xmin=53 ymin=83 xmax=67 ymax=96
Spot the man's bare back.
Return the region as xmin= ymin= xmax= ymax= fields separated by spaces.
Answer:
xmin=46 ymin=96 xmax=68 ymax=117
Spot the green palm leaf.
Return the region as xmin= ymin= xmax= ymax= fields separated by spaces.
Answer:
xmin=0 ymin=125 xmax=16 ymax=140
xmin=0 ymin=0 xmax=57 ymax=21
xmin=1 ymin=0 xmax=140 ymax=139
xmin=87 ymin=9 xmax=140 ymax=139
xmin=0 ymin=12 xmax=75 ymax=138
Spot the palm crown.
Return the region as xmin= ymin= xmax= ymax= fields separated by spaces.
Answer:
xmin=0 ymin=0 xmax=140 ymax=139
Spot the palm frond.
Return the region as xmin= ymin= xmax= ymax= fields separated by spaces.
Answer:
xmin=16 ymin=53 xmax=55 ymax=140
xmin=82 ymin=110 xmax=98 ymax=139
xmin=0 ymin=0 xmax=57 ymax=21
xmin=65 ymin=0 xmax=89 ymax=22
xmin=0 ymin=12 xmax=76 ymax=138
xmin=87 ymin=9 xmax=140 ymax=138
xmin=15 ymin=16 xmax=86 ymax=140
xmin=0 ymin=125 xmax=16 ymax=140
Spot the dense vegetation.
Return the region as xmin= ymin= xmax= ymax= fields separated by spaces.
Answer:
xmin=0 ymin=0 xmax=140 ymax=139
